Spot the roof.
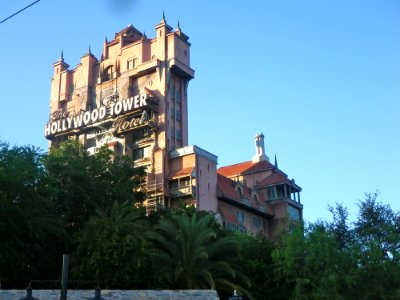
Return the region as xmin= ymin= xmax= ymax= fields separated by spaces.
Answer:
xmin=256 ymin=170 xmax=302 ymax=191
xmin=218 ymin=204 xmax=240 ymax=225
xmin=168 ymin=167 xmax=195 ymax=179
xmin=217 ymin=174 xmax=273 ymax=216
xmin=217 ymin=160 xmax=275 ymax=177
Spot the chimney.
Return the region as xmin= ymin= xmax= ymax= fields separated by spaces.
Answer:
xmin=252 ymin=133 xmax=269 ymax=163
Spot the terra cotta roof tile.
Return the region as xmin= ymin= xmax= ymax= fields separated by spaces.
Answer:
xmin=217 ymin=160 xmax=275 ymax=177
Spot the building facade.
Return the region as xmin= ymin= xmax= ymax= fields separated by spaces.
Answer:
xmin=45 ymin=16 xmax=302 ymax=238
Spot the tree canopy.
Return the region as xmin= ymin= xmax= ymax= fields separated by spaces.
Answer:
xmin=1 ymin=139 xmax=399 ymax=300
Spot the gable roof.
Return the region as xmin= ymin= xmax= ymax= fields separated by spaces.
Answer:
xmin=217 ymin=160 xmax=275 ymax=177
xmin=217 ymin=174 xmax=273 ymax=217
xmin=256 ymin=170 xmax=302 ymax=191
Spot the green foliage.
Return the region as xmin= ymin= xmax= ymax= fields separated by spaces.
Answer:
xmin=43 ymin=140 xmax=145 ymax=234
xmin=351 ymin=192 xmax=400 ymax=299
xmin=146 ymin=210 xmax=251 ymax=297
xmin=71 ymin=202 xmax=151 ymax=288
xmin=272 ymin=193 xmax=400 ymax=300
xmin=1 ymin=138 xmax=400 ymax=299
xmin=0 ymin=141 xmax=65 ymax=287
xmin=235 ymin=233 xmax=276 ymax=300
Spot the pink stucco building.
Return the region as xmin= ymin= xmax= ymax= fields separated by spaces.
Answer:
xmin=45 ymin=15 xmax=302 ymax=238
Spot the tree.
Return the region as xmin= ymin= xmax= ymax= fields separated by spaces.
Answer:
xmin=273 ymin=222 xmax=355 ymax=300
xmin=146 ymin=210 xmax=251 ymax=297
xmin=0 ymin=141 xmax=65 ymax=287
xmin=235 ymin=233 xmax=276 ymax=300
xmin=43 ymin=140 xmax=145 ymax=235
xmin=272 ymin=193 xmax=400 ymax=300
xmin=351 ymin=192 xmax=400 ymax=299
xmin=71 ymin=201 xmax=151 ymax=288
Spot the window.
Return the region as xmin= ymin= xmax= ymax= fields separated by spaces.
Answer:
xmin=223 ymin=222 xmax=239 ymax=232
xmin=267 ymin=187 xmax=276 ymax=200
xmin=171 ymin=85 xmax=175 ymax=99
xmin=276 ymin=185 xmax=286 ymax=199
xmin=132 ymin=128 xmax=151 ymax=142
xmin=133 ymin=148 xmax=144 ymax=160
xmin=133 ymin=146 xmax=150 ymax=161
xmin=288 ymin=205 xmax=301 ymax=221
xmin=128 ymin=57 xmax=138 ymax=70
xmin=129 ymin=78 xmax=139 ymax=97
xmin=252 ymin=217 xmax=261 ymax=229
xmin=236 ymin=211 xmax=245 ymax=224
xmin=176 ymin=129 xmax=181 ymax=141
xmin=127 ymin=59 xmax=133 ymax=70
xmin=103 ymin=66 xmax=114 ymax=81
xmin=175 ymin=88 xmax=181 ymax=103
xmin=241 ymin=197 xmax=250 ymax=206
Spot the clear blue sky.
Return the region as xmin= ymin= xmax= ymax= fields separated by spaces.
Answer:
xmin=1 ymin=0 xmax=399 ymax=223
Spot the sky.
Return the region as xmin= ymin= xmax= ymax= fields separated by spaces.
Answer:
xmin=0 ymin=0 xmax=399 ymax=223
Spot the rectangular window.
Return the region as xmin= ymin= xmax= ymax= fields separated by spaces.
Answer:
xmin=288 ymin=205 xmax=301 ymax=221
xmin=236 ymin=211 xmax=245 ymax=224
xmin=133 ymin=147 xmax=150 ymax=161
xmin=132 ymin=128 xmax=151 ymax=142
xmin=175 ymin=88 xmax=181 ymax=103
xmin=176 ymin=129 xmax=181 ymax=141
xmin=171 ymin=85 xmax=175 ymax=99
xmin=252 ymin=217 xmax=261 ymax=229
xmin=133 ymin=148 xmax=144 ymax=160
xmin=267 ymin=187 xmax=276 ymax=200
xmin=171 ymin=126 xmax=175 ymax=138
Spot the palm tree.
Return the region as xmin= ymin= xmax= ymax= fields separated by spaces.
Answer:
xmin=146 ymin=210 xmax=251 ymax=297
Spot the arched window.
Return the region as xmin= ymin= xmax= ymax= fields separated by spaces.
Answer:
xmin=103 ymin=65 xmax=114 ymax=81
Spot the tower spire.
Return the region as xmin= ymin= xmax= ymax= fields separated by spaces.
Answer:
xmin=274 ymin=154 xmax=278 ymax=170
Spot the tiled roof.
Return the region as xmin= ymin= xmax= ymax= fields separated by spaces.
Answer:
xmin=256 ymin=170 xmax=302 ymax=191
xmin=168 ymin=167 xmax=194 ymax=179
xmin=217 ymin=160 xmax=275 ymax=177
xmin=218 ymin=204 xmax=240 ymax=225
xmin=217 ymin=174 xmax=271 ymax=215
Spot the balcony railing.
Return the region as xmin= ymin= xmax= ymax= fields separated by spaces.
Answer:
xmin=170 ymin=185 xmax=195 ymax=197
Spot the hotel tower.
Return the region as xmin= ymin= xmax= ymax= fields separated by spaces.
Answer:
xmin=45 ymin=16 xmax=302 ymax=238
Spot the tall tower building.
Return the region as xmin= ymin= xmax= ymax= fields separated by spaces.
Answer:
xmin=45 ymin=16 xmax=302 ymax=238
xmin=45 ymin=16 xmax=197 ymax=212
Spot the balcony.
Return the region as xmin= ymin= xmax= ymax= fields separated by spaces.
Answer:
xmin=170 ymin=185 xmax=195 ymax=198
